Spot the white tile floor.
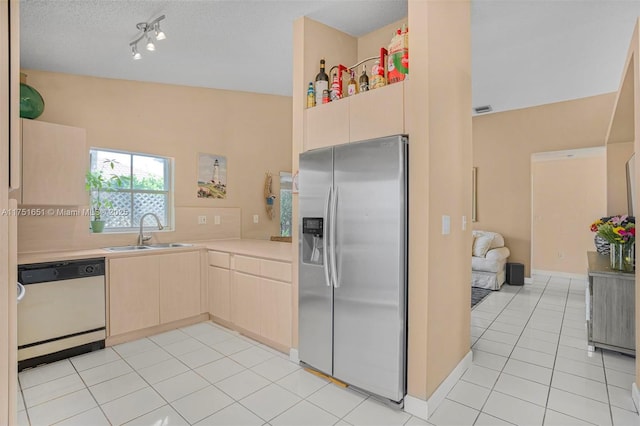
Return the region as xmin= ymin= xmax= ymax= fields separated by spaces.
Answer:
xmin=15 ymin=274 xmax=640 ymax=425
xmin=430 ymin=274 xmax=638 ymax=426
xmin=16 ymin=322 xmax=420 ymax=426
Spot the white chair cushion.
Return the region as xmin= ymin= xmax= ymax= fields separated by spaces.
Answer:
xmin=473 ymin=234 xmax=494 ymax=257
xmin=473 ymin=230 xmax=505 ymax=250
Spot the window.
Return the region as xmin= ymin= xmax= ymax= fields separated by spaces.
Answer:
xmin=280 ymin=172 xmax=292 ymax=236
xmin=89 ymin=149 xmax=172 ymax=231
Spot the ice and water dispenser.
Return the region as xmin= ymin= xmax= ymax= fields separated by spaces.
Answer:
xmin=302 ymin=217 xmax=324 ymax=265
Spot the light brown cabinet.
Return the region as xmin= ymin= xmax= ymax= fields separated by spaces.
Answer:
xmin=159 ymin=251 xmax=201 ymax=324
xmin=208 ymin=266 xmax=231 ymax=322
xmin=20 ymin=119 xmax=87 ymax=206
xmin=109 ymin=256 xmax=160 ymax=336
xmin=207 ymin=249 xmax=292 ymax=350
xmin=109 ymin=251 xmax=201 ymax=337
xmin=260 ymin=278 xmax=292 ymax=347
xmin=232 ymin=271 xmax=262 ymax=335
xmin=304 ymin=81 xmax=405 ymax=151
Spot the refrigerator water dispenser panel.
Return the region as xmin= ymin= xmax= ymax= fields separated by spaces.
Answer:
xmin=302 ymin=217 xmax=324 ymax=265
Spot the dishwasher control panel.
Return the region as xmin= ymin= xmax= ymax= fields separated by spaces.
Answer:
xmin=19 ymin=258 xmax=105 ymax=284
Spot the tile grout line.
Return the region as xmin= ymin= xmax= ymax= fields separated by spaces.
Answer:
xmin=540 ymin=276 xmax=571 ymax=426
xmin=462 ymin=280 xmax=530 ymax=423
xmin=470 ymin=276 xmax=565 ymax=424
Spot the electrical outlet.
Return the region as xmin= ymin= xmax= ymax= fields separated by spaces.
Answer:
xmin=198 ymin=215 xmax=207 ymax=225
xmin=462 ymin=215 xmax=467 ymax=231
xmin=214 ymin=215 xmax=220 ymax=225
xmin=253 ymin=214 xmax=259 ymax=224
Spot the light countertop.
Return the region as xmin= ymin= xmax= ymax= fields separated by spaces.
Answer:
xmin=18 ymin=239 xmax=292 ymax=265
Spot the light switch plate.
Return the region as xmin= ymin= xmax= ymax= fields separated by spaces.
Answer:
xmin=214 ymin=215 xmax=221 ymax=225
xmin=198 ymin=215 xmax=207 ymax=225
xmin=253 ymin=214 xmax=259 ymax=224
xmin=442 ymin=215 xmax=450 ymax=235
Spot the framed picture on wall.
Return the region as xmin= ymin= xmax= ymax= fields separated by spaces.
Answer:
xmin=197 ymin=153 xmax=227 ymax=199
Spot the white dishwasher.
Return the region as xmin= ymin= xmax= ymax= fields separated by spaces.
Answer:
xmin=17 ymin=258 xmax=106 ymax=371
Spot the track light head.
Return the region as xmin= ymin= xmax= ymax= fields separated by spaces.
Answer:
xmin=146 ymin=35 xmax=155 ymax=51
xmin=154 ymin=23 xmax=166 ymax=41
xmin=131 ymin=45 xmax=141 ymax=60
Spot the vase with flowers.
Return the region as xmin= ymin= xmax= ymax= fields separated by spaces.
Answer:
xmin=590 ymin=215 xmax=635 ymax=272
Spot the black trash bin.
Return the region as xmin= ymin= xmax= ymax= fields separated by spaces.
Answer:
xmin=506 ymin=262 xmax=524 ymax=286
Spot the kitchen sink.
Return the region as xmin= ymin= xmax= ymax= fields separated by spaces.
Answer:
xmin=104 ymin=243 xmax=193 ymax=252
xmin=104 ymin=245 xmax=154 ymax=251
xmin=148 ymin=243 xmax=194 ymax=248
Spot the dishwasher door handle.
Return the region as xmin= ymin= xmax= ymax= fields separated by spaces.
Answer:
xmin=17 ymin=282 xmax=25 ymax=303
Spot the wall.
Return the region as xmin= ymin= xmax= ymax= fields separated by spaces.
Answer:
xmin=607 ymin=141 xmax=634 ymax=215
xmin=17 ymin=70 xmax=292 ymax=252
xmin=357 ymin=18 xmax=406 ymax=64
xmin=407 ymin=0 xmax=472 ymax=401
xmin=473 ymin=93 xmax=616 ymax=276
xmin=531 ymin=150 xmax=606 ymax=275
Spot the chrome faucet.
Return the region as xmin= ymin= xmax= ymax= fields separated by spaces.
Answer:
xmin=138 ymin=212 xmax=164 ymax=245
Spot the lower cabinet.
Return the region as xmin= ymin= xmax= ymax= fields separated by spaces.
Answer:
xmin=159 ymin=252 xmax=201 ymax=324
xmin=232 ymin=272 xmax=262 ymax=335
xmin=109 ymin=251 xmax=201 ymax=337
xmin=208 ymin=266 xmax=231 ymax=322
xmin=207 ymin=250 xmax=292 ymax=349
xmin=260 ymin=278 xmax=292 ymax=347
xmin=109 ymin=256 xmax=160 ymax=336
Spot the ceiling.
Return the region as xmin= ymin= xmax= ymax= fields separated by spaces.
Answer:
xmin=19 ymin=1 xmax=640 ymax=114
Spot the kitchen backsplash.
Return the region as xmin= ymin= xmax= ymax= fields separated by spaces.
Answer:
xmin=17 ymin=206 xmax=241 ymax=253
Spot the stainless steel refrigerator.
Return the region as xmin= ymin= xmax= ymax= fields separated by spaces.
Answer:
xmin=298 ymin=134 xmax=408 ymax=405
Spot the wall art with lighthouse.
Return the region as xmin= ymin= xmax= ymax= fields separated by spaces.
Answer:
xmin=197 ymin=153 xmax=227 ymax=199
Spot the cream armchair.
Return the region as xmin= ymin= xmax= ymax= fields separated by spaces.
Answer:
xmin=472 ymin=230 xmax=510 ymax=290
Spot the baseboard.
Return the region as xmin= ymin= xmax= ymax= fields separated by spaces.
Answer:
xmin=531 ymin=269 xmax=588 ymax=281
xmin=404 ymin=395 xmax=428 ymax=420
xmin=289 ymin=348 xmax=299 ymax=364
xmin=633 ymin=383 xmax=640 ymax=415
xmin=404 ymin=350 xmax=473 ymax=420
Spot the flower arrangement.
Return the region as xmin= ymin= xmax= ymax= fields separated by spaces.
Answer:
xmin=590 ymin=215 xmax=635 ymax=244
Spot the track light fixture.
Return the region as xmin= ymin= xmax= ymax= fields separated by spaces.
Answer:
xmin=129 ymin=15 xmax=166 ymax=60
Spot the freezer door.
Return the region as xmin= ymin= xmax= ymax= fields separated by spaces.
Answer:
xmin=332 ymin=135 xmax=407 ymax=402
xmin=298 ymin=147 xmax=334 ymax=376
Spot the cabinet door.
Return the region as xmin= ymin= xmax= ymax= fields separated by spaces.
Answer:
xmin=349 ymin=82 xmax=404 ymax=142
xmin=159 ymin=251 xmax=201 ymax=324
xmin=260 ymin=278 xmax=292 ymax=347
xmin=208 ymin=266 xmax=230 ymax=321
xmin=109 ymin=256 xmax=160 ymax=336
xmin=591 ymin=276 xmax=635 ymax=350
xmin=305 ymin=98 xmax=349 ymax=151
xmin=22 ymin=120 xmax=87 ymax=206
xmin=232 ymin=271 xmax=261 ymax=335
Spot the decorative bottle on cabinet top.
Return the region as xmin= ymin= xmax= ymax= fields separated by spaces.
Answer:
xmin=314 ymin=59 xmax=329 ymax=106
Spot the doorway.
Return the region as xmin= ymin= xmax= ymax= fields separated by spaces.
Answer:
xmin=531 ymin=147 xmax=606 ymax=276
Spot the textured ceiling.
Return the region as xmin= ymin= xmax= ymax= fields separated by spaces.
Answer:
xmin=19 ymin=0 xmax=407 ymax=97
xmin=19 ymin=1 xmax=640 ymax=113
xmin=471 ymin=0 xmax=640 ymax=113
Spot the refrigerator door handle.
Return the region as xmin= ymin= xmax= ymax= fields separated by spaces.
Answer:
xmin=323 ymin=186 xmax=332 ymax=287
xmin=330 ymin=186 xmax=339 ymax=288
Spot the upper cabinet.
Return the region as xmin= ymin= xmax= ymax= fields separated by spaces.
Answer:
xmin=20 ymin=119 xmax=87 ymax=206
xmin=297 ymin=17 xmax=408 ymax=152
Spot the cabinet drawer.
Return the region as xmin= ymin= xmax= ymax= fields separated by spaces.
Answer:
xmin=233 ymin=255 xmax=261 ymax=275
xmin=261 ymin=259 xmax=291 ymax=282
xmin=208 ymin=251 xmax=230 ymax=268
